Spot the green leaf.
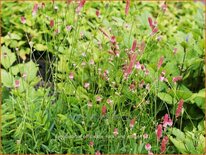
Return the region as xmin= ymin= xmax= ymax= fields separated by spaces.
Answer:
xmin=171 ymin=128 xmax=185 ymax=140
xmin=57 ymin=82 xmax=75 ymax=95
xmin=169 ymin=137 xmax=188 ymax=154
xmin=76 ymin=86 xmax=89 ymax=100
xmin=34 ymin=44 xmax=48 ymax=51
xmin=189 ymin=89 xmax=205 ymax=111
xmin=10 ymin=64 xmax=24 ymax=75
xmin=57 ymin=114 xmax=68 ymax=121
xmin=176 ymin=86 xmax=193 ymax=101
xmin=158 ymin=92 xmax=174 ymax=104
xmin=9 ymin=32 xmax=22 ymax=40
xmin=1 ymin=69 xmax=14 ymax=87
xmin=22 ymin=61 xmax=39 ymax=82
xmin=1 ymin=45 xmax=16 ymax=69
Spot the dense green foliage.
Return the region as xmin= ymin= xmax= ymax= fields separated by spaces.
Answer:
xmin=1 ymin=1 xmax=205 ymax=154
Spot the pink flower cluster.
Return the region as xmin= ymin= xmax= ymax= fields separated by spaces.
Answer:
xmin=76 ymin=0 xmax=86 ymax=14
xmin=148 ymin=17 xmax=158 ymax=35
xmin=155 ymin=113 xmax=173 ymax=153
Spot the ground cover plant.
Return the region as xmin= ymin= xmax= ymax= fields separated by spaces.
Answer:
xmin=1 ymin=0 xmax=205 ymax=154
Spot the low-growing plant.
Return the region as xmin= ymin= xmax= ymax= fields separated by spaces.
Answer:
xmin=1 ymin=0 xmax=205 ymax=154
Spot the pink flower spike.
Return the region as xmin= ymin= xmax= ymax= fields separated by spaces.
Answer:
xmin=168 ymin=118 xmax=173 ymax=127
xmin=67 ymin=0 xmax=72 ymax=5
xmin=156 ymin=124 xmax=162 ymax=140
xmin=148 ymin=17 xmax=158 ymax=35
xmin=76 ymin=0 xmax=86 ymax=14
xmin=32 ymin=3 xmax=39 ymax=16
xmin=148 ymin=17 xmax=154 ymax=29
xmin=161 ymin=2 xmax=167 ymax=13
xmin=125 ymin=0 xmax=130 ymax=16
xmin=143 ymin=133 xmax=148 ymax=139
xmin=41 ymin=2 xmax=45 ymax=9
xmin=96 ymin=9 xmax=100 ymax=17
xmin=69 ymin=72 xmax=74 ymax=80
xmin=163 ymin=114 xmax=169 ymax=127
xmin=145 ymin=69 xmax=149 ymax=75
xmin=173 ymin=48 xmax=177 ymax=54
xmin=89 ymin=59 xmax=95 ymax=65
xmin=113 ymin=128 xmax=118 ymax=136
xmin=129 ymin=82 xmax=136 ymax=91
xmin=135 ymin=61 xmax=141 ymax=70
xmin=55 ymin=29 xmax=60 ymax=34
xmin=172 ymin=76 xmax=182 ymax=84
xmin=145 ymin=143 xmax=151 ymax=151
xmin=14 ymin=80 xmax=20 ymax=88
xmin=159 ymin=75 xmax=165 ymax=82
xmin=96 ymin=96 xmax=102 ymax=102
xmin=131 ymin=39 xmax=137 ymax=52
xmin=141 ymin=64 xmax=145 ymax=71
xmin=106 ymin=99 xmax=113 ymax=105
xmin=95 ymin=151 xmax=101 ymax=155
xmin=175 ymin=99 xmax=184 ymax=118
xmin=151 ymin=27 xmax=158 ymax=35
xmin=130 ymin=118 xmax=135 ymax=128
xmin=21 ymin=16 xmax=26 ymax=24
xmin=161 ymin=136 xmax=169 ymax=153
xmin=110 ymin=36 xmax=116 ymax=44
xmin=50 ymin=20 xmax=54 ymax=28
xmin=163 ymin=114 xmax=173 ymax=128
xmin=148 ymin=151 xmax=154 ymax=155
xmin=66 ymin=25 xmax=72 ymax=31
xmin=101 ymin=105 xmax=107 ymax=116
xmin=89 ymin=141 xmax=94 ymax=147
xmin=139 ymin=80 xmax=145 ymax=88
xmin=124 ymin=54 xmax=137 ymax=77
xmin=157 ymin=56 xmax=164 ymax=69
xmin=84 ymin=82 xmax=90 ymax=89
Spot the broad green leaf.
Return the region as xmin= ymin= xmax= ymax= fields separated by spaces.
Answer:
xmin=158 ymin=92 xmax=174 ymax=104
xmin=9 ymin=32 xmax=22 ymax=40
xmin=22 ymin=61 xmax=38 ymax=82
xmin=57 ymin=114 xmax=68 ymax=121
xmin=57 ymin=55 xmax=69 ymax=73
xmin=197 ymin=134 xmax=205 ymax=153
xmin=1 ymin=69 xmax=14 ymax=87
xmin=170 ymin=128 xmax=185 ymax=140
xmin=1 ymin=45 xmax=16 ymax=69
xmin=10 ymin=64 xmax=24 ymax=75
xmin=169 ymin=137 xmax=188 ymax=154
xmin=176 ymin=88 xmax=193 ymax=101
xmin=57 ymin=82 xmax=75 ymax=95
xmin=34 ymin=44 xmax=48 ymax=51
xmin=76 ymin=86 xmax=89 ymax=100
xmin=197 ymin=120 xmax=205 ymax=132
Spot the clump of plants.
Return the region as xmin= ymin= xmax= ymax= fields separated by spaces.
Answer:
xmin=1 ymin=1 xmax=205 ymax=154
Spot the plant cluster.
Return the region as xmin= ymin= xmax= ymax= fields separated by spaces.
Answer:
xmin=1 ymin=1 xmax=205 ymax=154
